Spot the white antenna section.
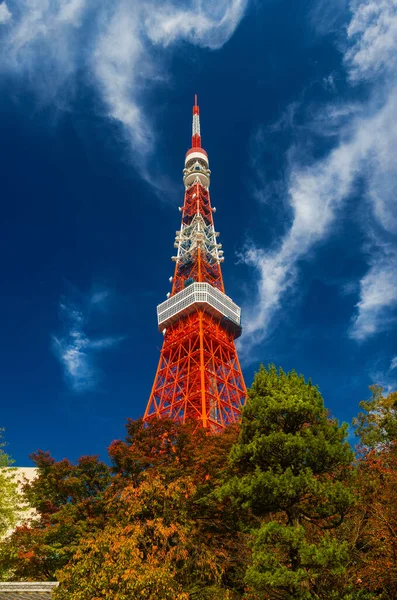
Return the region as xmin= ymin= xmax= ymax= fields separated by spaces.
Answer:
xmin=192 ymin=113 xmax=200 ymax=138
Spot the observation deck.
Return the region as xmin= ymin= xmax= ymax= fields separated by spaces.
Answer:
xmin=157 ymin=282 xmax=242 ymax=339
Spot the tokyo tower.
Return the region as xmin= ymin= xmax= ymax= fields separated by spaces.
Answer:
xmin=144 ymin=96 xmax=246 ymax=432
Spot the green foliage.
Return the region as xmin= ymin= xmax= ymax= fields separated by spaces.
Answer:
xmin=221 ymin=365 xmax=354 ymax=599
xmin=353 ymin=386 xmax=397 ymax=449
xmin=0 ymin=429 xmax=22 ymax=541
xmin=3 ymin=365 xmax=397 ymax=599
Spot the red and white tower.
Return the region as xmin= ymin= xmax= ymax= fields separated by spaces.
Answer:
xmin=144 ymin=96 xmax=246 ymax=432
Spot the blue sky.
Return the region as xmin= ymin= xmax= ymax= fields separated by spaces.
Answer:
xmin=1 ymin=0 xmax=396 ymax=465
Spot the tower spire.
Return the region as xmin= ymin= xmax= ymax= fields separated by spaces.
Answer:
xmin=144 ymin=97 xmax=246 ymax=432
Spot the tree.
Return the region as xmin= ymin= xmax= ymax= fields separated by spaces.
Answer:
xmin=1 ymin=418 xmax=248 ymax=597
xmin=0 ymin=429 xmax=21 ymax=540
xmin=353 ymin=386 xmax=397 ymax=449
xmin=110 ymin=417 xmax=249 ymax=594
xmin=340 ymin=386 xmax=397 ymax=599
xmin=221 ymin=365 xmax=354 ymax=599
xmin=351 ymin=443 xmax=397 ymax=598
xmin=108 ymin=417 xmax=239 ymax=487
xmin=55 ymin=419 xmax=248 ymax=599
xmin=0 ymin=451 xmax=112 ymax=580
xmin=54 ymin=474 xmax=234 ymax=600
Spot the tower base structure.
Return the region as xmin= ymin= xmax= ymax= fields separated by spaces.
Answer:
xmin=145 ymin=308 xmax=246 ymax=432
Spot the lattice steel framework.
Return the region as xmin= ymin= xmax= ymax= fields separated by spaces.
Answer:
xmin=144 ymin=96 xmax=246 ymax=432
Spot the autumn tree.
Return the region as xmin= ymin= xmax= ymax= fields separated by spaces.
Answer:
xmin=109 ymin=416 xmax=239 ymax=486
xmin=110 ymin=417 xmax=249 ymax=587
xmin=353 ymin=386 xmax=397 ymax=448
xmin=0 ymin=451 xmax=112 ymax=580
xmin=0 ymin=429 xmax=22 ymax=539
xmin=1 ymin=418 xmax=248 ymax=597
xmin=352 ymin=443 xmax=397 ymax=598
xmin=341 ymin=387 xmax=397 ymax=599
xmin=54 ymin=474 xmax=237 ymax=600
xmin=221 ymin=365 xmax=354 ymax=599
xmin=54 ymin=418 xmax=248 ymax=599
xmin=6 ymin=368 xmax=388 ymax=598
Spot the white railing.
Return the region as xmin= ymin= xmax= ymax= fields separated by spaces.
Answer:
xmin=157 ymin=282 xmax=241 ymax=333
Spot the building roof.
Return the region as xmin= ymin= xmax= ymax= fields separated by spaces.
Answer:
xmin=0 ymin=583 xmax=58 ymax=599
xmin=0 ymin=594 xmax=52 ymax=600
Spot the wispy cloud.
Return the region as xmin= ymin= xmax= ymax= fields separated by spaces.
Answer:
xmin=0 ymin=2 xmax=11 ymax=24
xmin=350 ymin=243 xmax=397 ymax=341
xmin=369 ymin=354 xmax=397 ymax=396
xmin=345 ymin=0 xmax=397 ymax=83
xmin=144 ymin=0 xmax=247 ymax=49
xmin=310 ymin=0 xmax=349 ymax=36
xmin=52 ymin=290 xmax=124 ymax=392
xmin=0 ymin=0 xmax=247 ymax=170
xmin=242 ymin=125 xmax=362 ymax=347
xmin=241 ymin=0 xmax=397 ymax=352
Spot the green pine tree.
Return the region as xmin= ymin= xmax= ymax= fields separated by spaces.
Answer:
xmin=221 ymin=365 xmax=354 ymax=599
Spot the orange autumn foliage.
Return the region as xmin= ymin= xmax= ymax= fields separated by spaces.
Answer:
xmin=352 ymin=442 xmax=397 ymax=597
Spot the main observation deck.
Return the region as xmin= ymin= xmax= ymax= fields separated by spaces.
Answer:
xmin=157 ymin=282 xmax=242 ymax=339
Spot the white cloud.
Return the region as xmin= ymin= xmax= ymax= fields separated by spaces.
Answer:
xmin=346 ymin=0 xmax=397 ymax=340
xmin=310 ymin=0 xmax=349 ymax=36
xmin=56 ymin=0 xmax=86 ymax=24
xmin=350 ymin=244 xmax=397 ymax=341
xmin=241 ymin=0 xmax=397 ymax=350
xmin=144 ymin=0 xmax=247 ymax=49
xmin=0 ymin=0 xmax=87 ymax=102
xmin=90 ymin=290 xmax=110 ymax=306
xmin=91 ymin=0 xmax=247 ymax=165
xmin=92 ymin=2 xmax=152 ymax=157
xmin=0 ymin=2 xmax=11 ymax=24
xmin=345 ymin=0 xmax=397 ymax=82
xmin=0 ymin=0 xmax=247 ymax=163
xmin=242 ymin=133 xmax=361 ymax=345
xmin=369 ymin=357 xmax=397 ymax=395
xmin=52 ymin=292 xmax=124 ymax=392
